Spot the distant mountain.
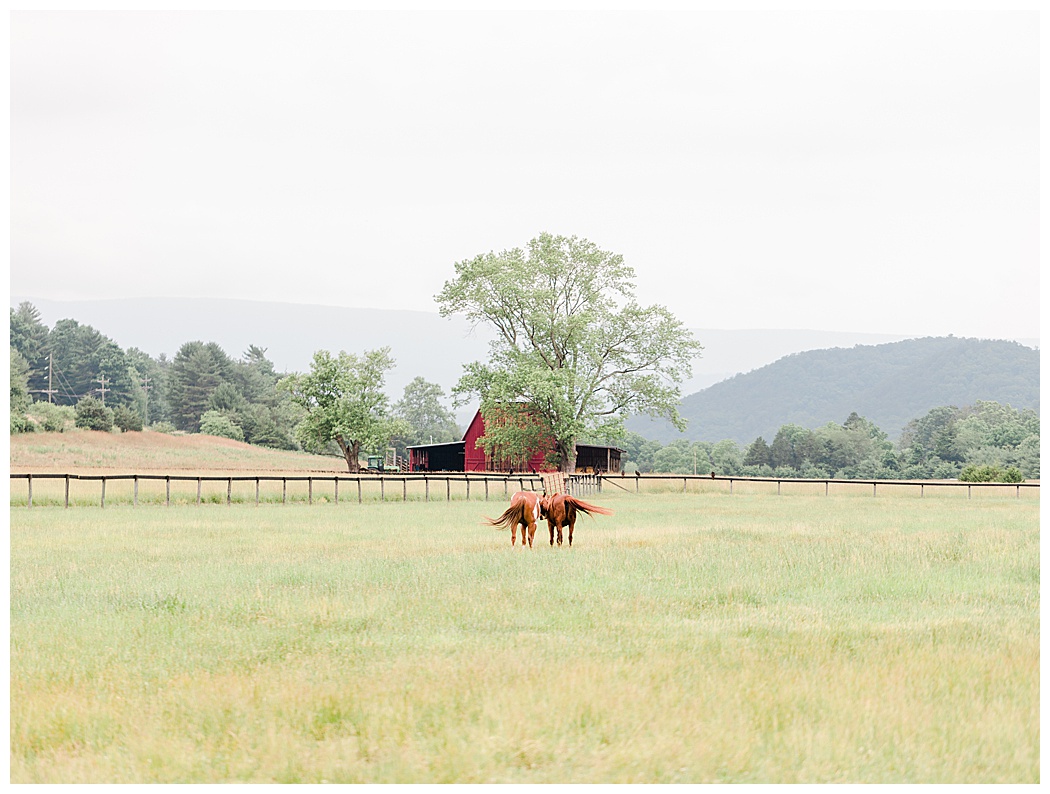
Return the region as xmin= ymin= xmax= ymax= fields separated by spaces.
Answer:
xmin=627 ymin=337 xmax=1040 ymax=444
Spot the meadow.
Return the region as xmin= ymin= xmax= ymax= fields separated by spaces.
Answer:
xmin=9 ymin=489 xmax=1039 ymax=783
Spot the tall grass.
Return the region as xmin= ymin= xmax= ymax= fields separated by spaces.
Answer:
xmin=10 ymin=492 xmax=1039 ymax=783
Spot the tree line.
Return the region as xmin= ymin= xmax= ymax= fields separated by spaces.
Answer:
xmin=617 ymin=402 xmax=1038 ymax=481
xmin=9 ymin=302 xmax=460 ymax=462
xmin=10 ymin=298 xmax=1037 ymax=481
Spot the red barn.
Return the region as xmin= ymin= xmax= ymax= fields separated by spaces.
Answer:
xmin=461 ymin=409 xmax=556 ymax=473
xmin=407 ymin=407 xmax=622 ymax=474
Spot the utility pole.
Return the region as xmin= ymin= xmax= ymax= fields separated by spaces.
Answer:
xmin=31 ymin=352 xmax=58 ymax=404
xmin=141 ymin=375 xmax=151 ymax=424
xmin=96 ymin=374 xmax=109 ymax=406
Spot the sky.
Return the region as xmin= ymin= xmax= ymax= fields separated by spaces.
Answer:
xmin=8 ymin=8 xmax=1041 ymax=341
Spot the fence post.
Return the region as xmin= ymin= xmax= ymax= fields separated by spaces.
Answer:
xmin=873 ymin=482 xmax=877 ymax=498
xmin=256 ymin=478 xmax=260 ymax=506
xmin=166 ymin=476 xmax=170 ymax=507
xmin=683 ymin=477 xmax=687 ymax=493
xmin=335 ymin=478 xmax=339 ymax=505
xmin=825 ymin=480 xmax=829 ymax=497
xmin=425 ymin=476 xmax=429 ymax=502
xmin=308 ymin=477 xmax=313 ymax=505
xmin=282 ymin=478 xmax=287 ymax=505
xmin=65 ymin=475 xmax=70 ymax=509
xmin=197 ymin=478 xmax=202 ymax=506
xmin=380 ymin=478 xmax=385 ymax=502
xmin=485 ymin=478 xmax=489 ymax=501
xmin=228 ymin=478 xmax=232 ymax=506
xmin=134 ymin=475 xmax=139 ymax=506
xmin=403 ymin=478 xmax=407 ymax=502
xmin=27 ymin=474 xmax=32 ymax=508
xmin=466 ymin=477 xmax=471 ymax=501
xmin=357 ymin=477 xmax=362 ymax=504
xmin=446 ymin=477 xmax=451 ymax=502
xmin=777 ymin=480 xmax=781 ymax=496
xmin=730 ymin=478 xmax=734 ymax=495
xmin=921 ymin=483 xmax=924 ymax=499
xmin=101 ymin=477 xmax=106 ymax=509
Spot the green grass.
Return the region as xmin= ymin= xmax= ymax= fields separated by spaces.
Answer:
xmin=9 ymin=492 xmax=1039 ymax=783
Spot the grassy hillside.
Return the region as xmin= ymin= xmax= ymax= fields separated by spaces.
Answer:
xmin=9 ymin=428 xmax=347 ymax=474
xmin=629 ymin=336 xmax=1039 ymax=444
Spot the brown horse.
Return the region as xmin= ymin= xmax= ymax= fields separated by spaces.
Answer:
xmin=484 ymin=491 xmax=547 ymax=549
xmin=542 ymin=493 xmax=613 ymax=547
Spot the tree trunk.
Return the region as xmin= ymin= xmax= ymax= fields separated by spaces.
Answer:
xmin=336 ymin=435 xmax=362 ymax=473
xmin=559 ymin=440 xmax=578 ymax=474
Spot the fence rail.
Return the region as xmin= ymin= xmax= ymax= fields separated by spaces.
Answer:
xmin=10 ymin=472 xmax=545 ymax=508
xmin=9 ymin=471 xmax=1038 ymax=508
xmin=613 ymin=472 xmax=1037 ymax=497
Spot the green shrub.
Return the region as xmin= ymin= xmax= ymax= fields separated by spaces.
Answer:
xmin=75 ymin=397 xmax=114 ymax=432
xmin=199 ymin=410 xmax=244 ymax=442
xmin=150 ymin=421 xmax=177 ymax=434
xmin=113 ymin=405 xmax=144 ymax=432
xmin=1002 ymin=467 xmax=1025 ymax=484
xmin=30 ymin=403 xmax=76 ymax=432
xmin=959 ymin=463 xmax=1024 ymax=483
xmin=10 ymin=413 xmax=34 ymax=434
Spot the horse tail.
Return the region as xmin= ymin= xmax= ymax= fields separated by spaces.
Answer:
xmin=484 ymin=502 xmax=527 ymax=530
xmin=564 ymin=496 xmax=614 ymax=517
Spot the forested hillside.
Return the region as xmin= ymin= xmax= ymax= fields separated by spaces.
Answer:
xmin=10 ymin=302 xmax=1039 ymax=480
xmin=628 ymin=337 xmax=1038 ymax=444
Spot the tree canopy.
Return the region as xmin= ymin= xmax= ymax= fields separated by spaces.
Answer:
xmin=436 ymin=232 xmax=702 ymax=472
xmin=278 ymin=348 xmax=407 ymax=472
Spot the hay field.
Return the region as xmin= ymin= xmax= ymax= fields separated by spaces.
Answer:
xmin=9 ymin=490 xmax=1039 ymax=783
xmin=9 ymin=428 xmax=346 ymax=474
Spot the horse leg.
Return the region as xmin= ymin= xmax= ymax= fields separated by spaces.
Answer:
xmin=556 ymin=522 xmax=564 ymax=546
xmin=527 ymin=520 xmax=536 ymax=548
xmin=519 ymin=521 xmax=528 ymax=550
xmin=510 ymin=523 xmax=517 ymax=546
xmin=568 ymin=519 xmax=575 ymax=546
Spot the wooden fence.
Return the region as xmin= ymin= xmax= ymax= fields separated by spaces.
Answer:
xmin=608 ymin=472 xmax=1038 ymax=500
xmin=9 ymin=471 xmax=1037 ymax=508
xmin=10 ymin=472 xmax=545 ymax=508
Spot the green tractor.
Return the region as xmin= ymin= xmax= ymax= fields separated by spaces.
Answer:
xmin=365 ymin=447 xmax=402 ymax=473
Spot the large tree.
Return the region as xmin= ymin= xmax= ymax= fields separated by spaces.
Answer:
xmin=279 ymin=348 xmax=407 ymax=472
xmin=167 ymin=341 xmax=234 ymax=432
xmin=436 ymin=232 xmax=702 ymax=472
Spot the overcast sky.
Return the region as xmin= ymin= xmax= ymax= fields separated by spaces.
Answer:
xmin=9 ymin=9 xmax=1040 ymax=340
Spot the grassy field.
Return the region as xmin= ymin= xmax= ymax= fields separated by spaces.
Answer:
xmin=9 ymin=490 xmax=1039 ymax=783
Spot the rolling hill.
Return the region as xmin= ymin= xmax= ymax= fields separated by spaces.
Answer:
xmin=627 ymin=336 xmax=1040 ymax=444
